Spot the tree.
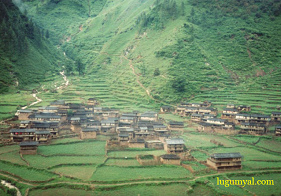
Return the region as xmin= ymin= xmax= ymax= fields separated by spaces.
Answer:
xmin=76 ymin=58 xmax=85 ymax=75
xmin=154 ymin=68 xmax=160 ymax=76
xmin=45 ymin=30 xmax=49 ymax=39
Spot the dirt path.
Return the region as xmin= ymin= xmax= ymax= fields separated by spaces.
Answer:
xmin=1 ymin=180 xmax=22 ymax=196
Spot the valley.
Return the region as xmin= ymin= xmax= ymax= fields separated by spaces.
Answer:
xmin=0 ymin=0 xmax=281 ymax=195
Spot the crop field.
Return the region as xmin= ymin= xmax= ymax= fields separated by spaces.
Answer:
xmin=107 ymin=150 xmax=166 ymax=158
xmin=231 ymin=135 xmax=261 ymax=144
xmin=91 ymin=165 xmax=193 ymax=181
xmin=0 ymin=151 xmax=27 ymax=166
xmin=51 ymin=165 xmax=98 ymax=180
xmin=190 ymin=150 xmax=209 ymax=161
xmin=38 ymin=141 xmax=106 ymax=156
xmin=0 ymin=161 xmax=56 ymax=181
xmin=105 ymin=158 xmax=140 ymax=166
xmin=24 ymin=155 xmax=106 ymax=169
xmin=255 ymin=138 xmax=281 ymax=152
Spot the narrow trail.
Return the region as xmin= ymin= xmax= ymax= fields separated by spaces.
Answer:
xmin=1 ymin=180 xmax=22 ymax=196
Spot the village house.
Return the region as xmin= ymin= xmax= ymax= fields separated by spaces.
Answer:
xmin=153 ymin=125 xmax=169 ymax=136
xmin=160 ymin=154 xmax=181 ymax=165
xmin=10 ymin=129 xmax=36 ymax=142
xmin=271 ymin=112 xmax=281 ymax=122
xmin=168 ymin=121 xmax=184 ymax=130
xmin=18 ymin=110 xmax=33 ymax=121
xmin=240 ymin=122 xmax=267 ymax=135
xmin=275 ymin=125 xmax=281 ymax=136
xmin=164 ymin=138 xmax=185 ymax=154
xmin=50 ymin=100 xmax=66 ymax=109
xmin=101 ymin=108 xmax=119 ymax=118
xmin=85 ymin=105 xmax=95 ymax=111
xmin=35 ymin=130 xmax=50 ymax=143
xmin=80 ymin=128 xmax=98 ymax=139
xmin=184 ymin=107 xmax=199 ymax=116
xmin=249 ymin=114 xmax=271 ymax=125
xmin=20 ymin=121 xmax=30 ymax=129
xmin=221 ymin=108 xmax=239 ymax=121
xmin=117 ymin=128 xmax=134 ymax=139
xmin=235 ymin=113 xmax=251 ymax=124
xmin=207 ymin=152 xmax=242 ymax=170
xmin=118 ymin=133 xmax=130 ymax=142
xmin=191 ymin=114 xmax=203 ymax=122
xmin=237 ymin=105 xmax=251 ymax=112
xmin=175 ymin=106 xmax=187 ymax=116
xmin=160 ymin=105 xmax=174 ymax=113
xmin=119 ymin=116 xmax=136 ymax=124
xmin=202 ymin=114 xmax=216 ymax=121
xmin=145 ymin=140 xmax=164 ymax=149
xmin=139 ymin=112 xmax=158 ymax=122
xmin=206 ymin=118 xmax=226 ymax=125
xmin=87 ymin=98 xmax=99 ymax=106
xmin=19 ymin=141 xmax=39 ymax=155
xmin=128 ymin=138 xmax=145 ymax=148
xmin=226 ymin=104 xmax=235 ymax=109
xmin=38 ymin=106 xmax=59 ymax=113
xmin=198 ymin=107 xmax=217 ymax=115
xmin=28 ymin=113 xmax=61 ymax=122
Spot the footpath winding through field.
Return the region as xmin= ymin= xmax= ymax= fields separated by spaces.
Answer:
xmin=1 ymin=180 xmax=22 ymax=196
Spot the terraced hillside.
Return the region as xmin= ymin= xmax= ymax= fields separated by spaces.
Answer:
xmin=20 ymin=0 xmax=281 ymax=113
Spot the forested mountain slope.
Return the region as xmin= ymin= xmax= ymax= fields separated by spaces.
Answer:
xmin=13 ymin=0 xmax=281 ymax=111
xmin=0 ymin=0 xmax=66 ymax=93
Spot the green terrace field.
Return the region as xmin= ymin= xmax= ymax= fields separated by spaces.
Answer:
xmin=1 ymin=130 xmax=281 ymax=195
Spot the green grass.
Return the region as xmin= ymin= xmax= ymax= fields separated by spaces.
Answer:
xmin=0 ymin=145 xmax=19 ymax=154
xmin=190 ymin=151 xmax=209 ymax=161
xmin=107 ymin=150 xmax=166 ymax=158
xmin=24 ymin=155 xmax=106 ymax=169
xmin=28 ymin=184 xmax=191 ymax=196
xmin=256 ymin=138 xmax=281 ymax=152
xmin=91 ymin=165 xmax=192 ymax=181
xmin=38 ymin=141 xmax=106 ymax=156
xmin=51 ymin=165 xmax=98 ymax=180
xmin=0 ymin=151 xmax=27 ymax=166
xmin=105 ymin=159 xmax=140 ymax=167
xmin=0 ymin=161 xmax=55 ymax=181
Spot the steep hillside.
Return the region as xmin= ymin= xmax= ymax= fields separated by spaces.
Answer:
xmin=0 ymin=0 xmax=67 ymax=93
xmin=22 ymin=0 xmax=281 ymax=112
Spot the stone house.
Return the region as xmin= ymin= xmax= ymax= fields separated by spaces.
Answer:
xmin=207 ymin=152 xmax=242 ymax=170
xmin=20 ymin=121 xmax=30 ymax=129
xmin=87 ymin=98 xmax=99 ymax=105
xmin=160 ymin=105 xmax=174 ymax=113
xmin=191 ymin=114 xmax=203 ymax=122
xmin=118 ymin=133 xmax=130 ymax=142
xmin=237 ymin=105 xmax=251 ymax=112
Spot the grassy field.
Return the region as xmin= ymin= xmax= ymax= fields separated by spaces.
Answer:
xmin=91 ymin=165 xmax=192 ymax=181
xmin=28 ymin=184 xmax=191 ymax=196
xmin=107 ymin=150 xmax=166 ymax=158
xmin=51 ymin=165 xmax=98 ymax=180
xmin=105 ymin=158 xmax=140 ymax=167
xmin=24 ymin=155 xmax=106 ymax=169
xmin=0 ymin=151 xmax=27 ymax=166
xmin=38 ymin=141 xmax=106 ymax=156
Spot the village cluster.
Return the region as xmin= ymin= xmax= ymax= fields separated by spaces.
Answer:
xmin=8 ymin=99 xmax=281 ymax=171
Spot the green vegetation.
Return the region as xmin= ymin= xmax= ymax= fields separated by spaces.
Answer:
xmin=38 ymin=141 xmax=106 ymax=156
xmin=108 ymin=150 xmax=166 ymax=158
xmin=91 ymin=165 xmax=192 ymax=181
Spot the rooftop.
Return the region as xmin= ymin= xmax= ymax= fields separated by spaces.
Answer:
xmin=211 ymin=152 xmax=242 ymax=159
xmin=19 ymin=141 xmax=38 ymax=146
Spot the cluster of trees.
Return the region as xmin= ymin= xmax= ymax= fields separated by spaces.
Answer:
xmin=189 ymin=0 xmax=281 ymax=19
xmin=136 ymin=0 xmax=185 ymax=31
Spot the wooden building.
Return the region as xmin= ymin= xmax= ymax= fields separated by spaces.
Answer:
xmin=10 ymin=129 xmax=36 ymax=142
xmin=87 ymin=98 xmax=99 ymax=106
xmin=35 ymin=130 xmax=50 ymax=143
xmin=145 ymin=140 xmax=164 ymax=149
xmin=19 ymin=141 xmax=38 ymax=155
xmin=240 ymin=122 xmax=267 ymax=135
xmin=271 ymin=112 xmax=281 ymax=122
xmin=160 ymin=154 xmax=181 ymax=165
xmin=160 ymin=105 xmax=174 ymax=113
xmin=164 ymin=138 xmax=185 ymax=153
xmin=207 ymin=152 xmax=242 ymax=170
xmin=221 ymin=108 xmax=238 ymax=121
xmin=237 ymin=105 xmax=251 ymax=112
xmin=275 ymin=125 xmax=281 ymax=136
xmin=118 ymin=133 xmax=130 ymax=142
xmin=191 ymin=114 xmax=203 ymax=122
xmin=168 ymin=121 xmax=184 ymax=130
